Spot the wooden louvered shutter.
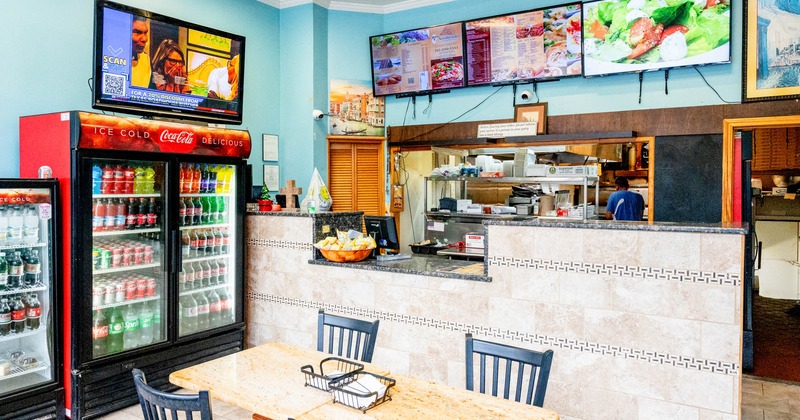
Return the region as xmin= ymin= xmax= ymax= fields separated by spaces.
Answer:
xmin=327 ymin=136 xmax=385 ymax=214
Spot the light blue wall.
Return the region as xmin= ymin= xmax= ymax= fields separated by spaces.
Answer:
xmin=2 ymin=0 xmax=279 ymax=181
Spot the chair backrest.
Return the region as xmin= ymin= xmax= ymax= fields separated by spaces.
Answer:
xmin=132 ymin=368 xmax=213 ymax=420
xmin=317 ymin=309 xmax=380 ymax=363
xmin=465 ymin=333 xmax=553 ymax=407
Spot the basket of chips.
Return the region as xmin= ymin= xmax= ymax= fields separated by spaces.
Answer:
xmin=314 ymin=230 xmax=376 ymax=263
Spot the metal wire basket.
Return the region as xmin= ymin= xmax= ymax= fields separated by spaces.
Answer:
xmin=300 ymin=357 xmax=364 ymax=392
xmin=329 ymin=371 xmax=396 ymax=413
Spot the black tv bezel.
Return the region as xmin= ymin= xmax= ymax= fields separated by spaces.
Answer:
xmin=464 ymin=2 xmax=584 ymax=87
xmin=363 ymin=215 xmax=400 ymax=250
xmin=580 ymin=0 xmax=733 ymax=79
xmin=92 ymin=0 xmax=246 ymax=125
xmin=369 ymin=21 xmax=468 ymax=98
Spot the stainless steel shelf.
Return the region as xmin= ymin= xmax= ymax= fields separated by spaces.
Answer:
xmin=182 ymin=253 xmax=230 ymax=263
xmin=0 ymin=284 xmax=47 ymax=297
xmin=93 ymin=228 xmax=160 ymax=237
xmin=179 ymin=282 xmax=230 ymax=297
xmin=93 ymin=261 xmax=161 ymax=275
xmin=179 ymin=223 xmax=231 ymax=231
xmin=0 ymin=360 xmax=50 ymax=382
xmin=179 ymin=192 xmax=233 ymax=198
xmin=92 ymin=294 xmax=160 ymax=310
xmin=0 ymin=326 xmax=45 ymax=344
xmin=0 ymin=242 xmax=47 ymax=251
xmin=92 ymin=193 xmax=161 ymax=199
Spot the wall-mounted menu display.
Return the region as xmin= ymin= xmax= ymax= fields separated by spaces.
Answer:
xmin=466 ymin=3 xmax=583 ymax=85
xmin=582 ymin=0 xmax=731 ymax=77
xmin=370 ymin=23 xmax=465 ymax=97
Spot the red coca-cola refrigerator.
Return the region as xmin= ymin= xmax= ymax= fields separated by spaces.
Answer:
xmin=19 ymin=111 xmax=250 ymax=419
xmin=0 ymin=179 xmax=63 ymax=420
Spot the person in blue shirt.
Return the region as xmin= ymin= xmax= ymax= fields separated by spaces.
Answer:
xmin=605 ymin=176 xmax=644 ymax=221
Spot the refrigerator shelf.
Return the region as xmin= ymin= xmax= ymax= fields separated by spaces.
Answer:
xmin=93 ymin=261 xmax=161 ymax=275
xmin=179 ymin=193 xmax=233 ymax=198
xmin=0 ymin=360 xmax=51 ymax=382
xmin=92 ymin=294 xmax=161 ymax=310
xmin=92 ymin=193 xmax=161 ymax=199
xmin=0 ymin=326 xmax=45 ymax=343
xmin=0 ymin=284 xmax=48 ymax=297
xmin=179 ymin=283 xmax=229 ymax=297
xmin=183 ymin=254 xmax=230 ymax=263
xmin=92 ymin=227 xmax=161 ymax=237
xmin=179 ymin=223 xmax=231 ymax=231
xmin=0 ymin=242 xmax=47 ymax=251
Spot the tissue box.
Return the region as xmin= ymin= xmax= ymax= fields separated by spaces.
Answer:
xmin=456 ymin=199 xmax=472 ymax=212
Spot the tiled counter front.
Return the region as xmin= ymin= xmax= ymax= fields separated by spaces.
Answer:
xmin=246 ymin=214 xmax=745 ymax=420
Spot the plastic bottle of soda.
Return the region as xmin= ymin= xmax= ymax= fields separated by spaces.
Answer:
xmin=151 ymin=300 xmax=161 ymax=341
xmin=107 ymin=307 xmax=125 ymax=354
xmin=0 ymin=207 xmax=9 ymax=246
xmin=218 ymin=288 xmax=233 ymax=323
xmin=0 ymin=298 xmax=11 ymax=336
xmin=209 ymin=228 xmax=221 ymax=255
xmin=7 ymin=206 xmax=23 ymax=245
xmin=192 ymin=262 xmax=205 ymax=289
xmin=200 ymin=261 xmax=212 ymax=288
xmin=112 ymin=165 xmax=125 ymax=194
xmin=123 ymin=165 xmax=135 ymax=194
xmin=101 ymin=164 xmax=115 ymax=194
xmin=139 ymin=302 xmax=154 ymax=345
xmin=0 ymin=252 xmax=8 ymax=291
xmin=194 ymin=292 xmax=210 ymax=332
xmin=104 ymin=199 xmax=117 ymax=232
xmin=180 ymin=294 xmax=198 ymax=335
xmin=123 ymin=304 xmax=140 ymax=350
xmin=92 ymin=308 xmax=109 ymax=357
xmin=189 ymin=230 xmax=200 ymax=258
xmin=146 ymin=198 xmax=157 ymax=228
xmin=11 ymin=295 xmax=26 ymax=333
xmin=220 ymin=228 xmax=230 ymax=254
xmin=216 ymin=196 xmax=226 ymax=224
xmin=208 ymin=259 xmax=220 ymax=285
xmin=207 ymin=289 xmax=221 ymax=328
xmin=183 ymin=262 xmax=195 ymax=292
xmin=201 ymin=164 xmax=211 ymax=193
xmin=208 ymin=195 xmax=218 ymax=225
xmin=115 ymin=198 xmax=127 ymax=231
xmin=144 ymin=165 xmax=156 ymax=194
xmin=179 ymin=163 xmax=187 ymax=194
xmin=181 ymin=231 xmax=191 ymax=259
xmin=179 ymin=197 xmax=187 ymax=227
xmin=136 ymin=198 xmax=148 ymax=229
xmin=7 ymin=252 xmax=23 ymax=290
xmin=182 ymin=163 xmax=193 ymax=194
xmin=191 ymin=164 xmax=201 ymax=194
xmin=207 ymin=165 xmax=218 ymax=194
xmin=197 ymin=230 xmax=209 ymax=256
xmin=92 ymin=165 xmax=103 ymax=194
xmin=24 ymin=249 xmax=41 ymax=286
xmin=217 ymin=260 xmax=228 ymax=285
xmin=126 ymin=197 xmax=138 ymax=230
xmin=26 ymin=293 xmax=41 ymax=330
xmin=194 ymin=196 xmax=205 ymax=225
xmin=133 ymin=165 xmax=146 ymax=194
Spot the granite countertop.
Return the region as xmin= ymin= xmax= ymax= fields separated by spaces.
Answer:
xmin=485 ymin=218 xmax=749 ymax=234
xmin=247 ymin=211 xmax=364 ymax=218
xmin=308 ymin=255 xmax=489 ymax=282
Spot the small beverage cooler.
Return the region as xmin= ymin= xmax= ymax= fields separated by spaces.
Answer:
xmin=19 ymin=111 xmax=250 ymax=419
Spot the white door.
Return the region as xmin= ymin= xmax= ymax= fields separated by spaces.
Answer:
xmin=756 ymin=221 xmax=800 ymax=299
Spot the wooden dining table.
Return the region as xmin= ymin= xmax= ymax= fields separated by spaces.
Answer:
xmin=169 ymin=342 xmax=559 ymax=419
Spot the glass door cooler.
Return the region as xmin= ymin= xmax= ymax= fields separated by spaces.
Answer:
xmin=0 ymin=179 xmax=63 ymax=420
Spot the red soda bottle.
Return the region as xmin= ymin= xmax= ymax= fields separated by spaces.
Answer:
xmin=113 ymin=165 xmax=125 ymax=194
xmin=191 ymin=164 xmax=201 ymax=193
xmin=126 ymin=198 xmax=138 ymax=230
xmin=179 ymin=163 xmax=186 ymax=194
xmin=92 ymin=199 xmax=106 ymax=232
xmin=179 ymin=197 xmax=187 ymax=226
xmin=123 ymin=165 xmax=135 ymax=194
xmin=136 ymin=198 xmax=147 ymax=229
xmin=115 ymin=198 xmax=127 ymax=231
xmin=185 ymin=197 xmax=195 ymax=226
xmin=104 ymin=199 xmax=117 ymax=232
xmin=101 ymin=165 xmax=114 ymax=194
xmin=147 ymin=198 xmax=157 ymax=228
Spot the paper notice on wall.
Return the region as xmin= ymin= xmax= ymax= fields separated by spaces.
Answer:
xmin=477 ymin=122 xmax=537 ymax=139
xmin=427 ymin=221 xmax=445 ymax=232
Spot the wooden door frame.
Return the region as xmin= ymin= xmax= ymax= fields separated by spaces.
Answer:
xmin=722 ymin=116 xmax=800 ymax=223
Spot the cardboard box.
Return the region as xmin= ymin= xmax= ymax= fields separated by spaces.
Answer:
xmin=545 ymin=165 xmax=599 ymax=177
xmin=773 ymin=187 xmax=788 ymax=196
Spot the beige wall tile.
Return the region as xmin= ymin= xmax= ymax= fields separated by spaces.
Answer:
xmin=636 ymin=231 xmax=701 ymax=270
xmin=639 ymin=397 xmax=700 ymax=419
xmin=558 ymin=271 xmax=613 ymax=310
xmin=700 ymin=234 xmax=744 ymax=274
xmin=701 ymin=322 xmax=742 ymax=363
xmin=584 ymin=388 xmax=639 ymax=419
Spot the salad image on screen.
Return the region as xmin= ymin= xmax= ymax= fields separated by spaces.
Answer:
xmin=582 ymin=0 xmax=730 ymax=77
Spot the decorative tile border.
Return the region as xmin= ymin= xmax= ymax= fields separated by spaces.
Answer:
xmin=247 ymin=238 xmax=311 ymax=251
xmin=488 ymin=256 xmax=741 ymax=287
xmin=247 ymin=292 xmax=740 ymax=376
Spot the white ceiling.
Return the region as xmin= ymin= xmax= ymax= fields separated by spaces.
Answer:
xmin=258 ymin=0 xmax=454 ymax=14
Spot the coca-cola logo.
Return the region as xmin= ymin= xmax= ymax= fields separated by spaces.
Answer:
xmin=159 ymin=130 xmax=195 ymax=144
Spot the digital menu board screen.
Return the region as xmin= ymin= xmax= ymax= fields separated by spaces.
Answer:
xmin=370 ymin=23 xmax=466 ymax=97
xmin=466 ymin=3 xmax=583 ymax=86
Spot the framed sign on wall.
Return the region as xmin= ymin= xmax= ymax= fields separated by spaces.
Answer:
xmin=743 ymin=0 xmax=800 ymax=102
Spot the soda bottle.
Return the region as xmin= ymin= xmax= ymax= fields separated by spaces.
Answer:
xmin=217 ymin=260 xmax=227 ymax=285
xmin=189 ymin=230 xmax=201 ymax=258
xmin=144 ymin=165 xmax=156 ymax=194
xmin=26 ymin=293 xmax=41 ymax=330
xmin=133 ymin=165 xmax=146 ymax=194
xmin=147 ymin=198 xmax=157 ymax=228
xmin=7 ymin=206 xmax=23 ymax=245
xmin=0 ymin=298 xmax=11 ymax=336
xmin=207 ymin=289 xmax=221 ymax=328
xmin=11 ymin=295 xmax=26 ymax=333
xmin=123 ymin=165 xmax=135 ymax=194
xmin=126 ymin=197 xmax=138 ymax=230
xmin=216 ymin=196 xmax=226 ymax=224
xmin=192 ymin=164 xmax=201 ymax=194
xmin=192 ymin=196 xmax=203 ymax=225
xmin=218 ymin=288 xmax=233 ymax=324
xmin=0 ymin=252 xmax=8 ymax=291
xmin=220 ymin=228 xmax=230 ymax=254
xmin=181 ymin=231 xmax=191 ymax=258
xmin=137 ymin=198 xmax=148 ymax=229
xmin=198 ymin=230 xmax=210 ymax=256
xmin=107 ymin=307 xmax=125 ymax=354
xmin=101 ymin=164 xmax=115 ymax=194
xmin=222 ymin=165 xmax=233 ymax=193
xmin=199 ymin=164 xmax=209 ymax=193
xmin=200 ymin=261 xmax=212 ymax=288
xmin=184 ymin=197 xmax=195 ymax=226
xmin=209 ymin=228 xmax=221 ymax=255
xmin=179 ymin=163 xmax=187 ymax=194
xmin=178 ymin=197 xmax=187 ymax=226
xmin=139 ymin=302 xmax=154 ymax=345
xmin=7 ymin=252 xmax=23 ymax=290
xmin=192 ymin=262 xmax=204 ymax=289
xmin=182 ymin=163 xmax=193 ymax=194
xmin=183 ymin=262 xmax=195 ymax=292
xmin=208 ymin=259 xmax=220 ymax=285
xmin=92 ymin=165 xmax=103 ymax=194
xmin=104 ymin=198 xmax=117 ymax=232
xmin=208 ymin=195 xmax=218 ymax=225
xmin=115 ymin=198 xmax=127 ymax=231
xmin=151 ymin=300 xmax=162 ymax=341
xmin=24 ymin=249 xmax=41 ymax=286
xmin=92 ymin=200 xmax=104 ymax=232
xmin=113 ymin=165 xmax=125 ymax=194
xmin=123 ymin=304 xmax=140 ymax=349
xmin=92 ymin=308 xmax=109 ymax=357
xmin=0 ymin=207 xmax=9 ymax=246
xmin=180 ymin=294 xmax=198 ymax=335
xmin=194 ymin=292 xmax=210 ymax=332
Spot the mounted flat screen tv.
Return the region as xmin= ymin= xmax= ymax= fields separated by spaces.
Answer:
xmin=582 ymin=0 xmax=731 ymax=77
xmin=465 ymin=3 xmax=583 ymax=86
xmin=370 ymin=22 xmax=466 ymax=97
xmin=93 ymin=0 xmax=246 ymax=124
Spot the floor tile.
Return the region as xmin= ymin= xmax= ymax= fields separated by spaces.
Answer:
xmin=742 ymin=406 xmax=765 ymax=420
xmin=763 ymin=409 xmax=800 ymax=420
xmin=743 ymin=377 xmax=765 ymax=395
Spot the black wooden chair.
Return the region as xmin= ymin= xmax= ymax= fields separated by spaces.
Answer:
xmin=132 ymin=368 xmax=213 ymax=420
xmin=465 ymin=333 xmax=554 ymax=407
xmin=317 ymin=309 xmax=380 ymax=363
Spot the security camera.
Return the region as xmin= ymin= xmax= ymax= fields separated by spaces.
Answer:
xmin=520 ymin=90 xmax=533 ymax=101
xmin=312 ymin=109 xmax=325 ymax=120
